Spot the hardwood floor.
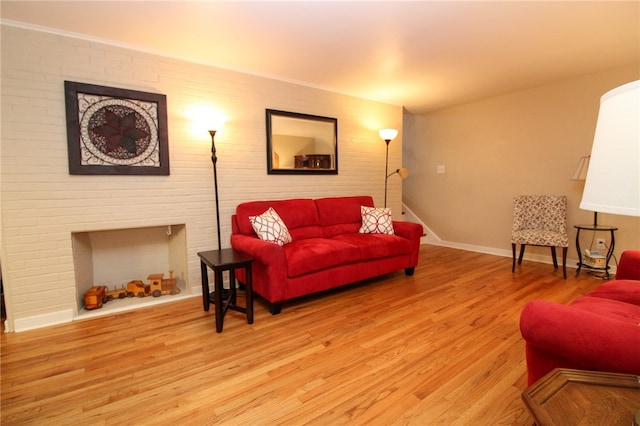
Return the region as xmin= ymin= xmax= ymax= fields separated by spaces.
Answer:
xmin=1 ymin=245 xmax=604 ymax=425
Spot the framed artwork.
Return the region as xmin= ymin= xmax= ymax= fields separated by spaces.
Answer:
xmin=64 ymin=81 xmax=170 ymax=175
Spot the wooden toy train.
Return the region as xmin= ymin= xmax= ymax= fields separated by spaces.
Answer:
xmin=84 ymin=270 xmax=180 ymax=310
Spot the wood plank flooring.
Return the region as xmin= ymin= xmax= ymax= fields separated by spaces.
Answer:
xmin=1 ymin=245 xmax=605 ymax=425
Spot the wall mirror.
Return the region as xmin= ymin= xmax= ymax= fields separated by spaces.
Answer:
xmin=266 ymin=109 xmax=338 ymax=174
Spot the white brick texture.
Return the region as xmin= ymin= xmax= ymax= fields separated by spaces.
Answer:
xmin=0 ymin=24 xmax=404 ymax=331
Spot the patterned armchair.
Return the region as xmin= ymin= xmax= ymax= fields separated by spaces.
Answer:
xmin=511 ymin=195 xmax=569 ymax=279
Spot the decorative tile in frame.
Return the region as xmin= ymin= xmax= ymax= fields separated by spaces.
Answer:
xmin=64 ymin=81 xmax=170 ymax=175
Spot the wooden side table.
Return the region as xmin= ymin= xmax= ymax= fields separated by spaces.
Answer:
xmin=522 ymin=369 xmax=640 ymax=426
xmin=198 ymin=248 xmax=254 ymax=333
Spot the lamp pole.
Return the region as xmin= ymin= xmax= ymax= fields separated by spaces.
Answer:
xmin=379 ymin=128 xmax=398 ymax=208
xmin=209 ymin=130 xmax=221 ymax=251
xmin=384 ymin=139 xmax=391 ymax=208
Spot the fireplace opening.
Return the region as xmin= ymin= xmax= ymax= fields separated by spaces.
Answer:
xmin=72 ymin=224 xmax=189 ymax=318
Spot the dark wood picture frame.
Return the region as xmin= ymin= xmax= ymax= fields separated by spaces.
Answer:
xmin=64 ymin=81 xmax=170 ymax=175
xmin=266 ymin=109 xmax=338 ymax=175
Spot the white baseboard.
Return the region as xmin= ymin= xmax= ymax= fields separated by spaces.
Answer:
xmin=402 ymin=204 xmax=441 ymax=246
xmin=12 ymin=309 xmax=75 ymax=333
xmin=402 ymin=203 xmax=616 ymax=274
xmin=8 ymin=293 xmax=202 ymax=332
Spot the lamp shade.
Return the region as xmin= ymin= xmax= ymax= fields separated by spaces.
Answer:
xmin=580 ymin=80 xmax=640 ymax=217
xmin=571 ymin=155 xmax=590 ymax=181
xmin=379 ymin=128 xmax=398 ymax=141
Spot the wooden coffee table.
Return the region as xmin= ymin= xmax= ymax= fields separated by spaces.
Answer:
xmin=522 ymin=368 xmax=640 ymax=425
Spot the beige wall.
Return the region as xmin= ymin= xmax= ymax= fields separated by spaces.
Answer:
xmin=403 ymin=65 xmax=640 ymax=265
xmin=0 ymin=24 xmax=403 ymax=331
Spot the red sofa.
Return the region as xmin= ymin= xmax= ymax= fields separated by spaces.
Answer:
xmin=230 ymin=196 xmax=423 ymax=314
xmin=519 ymin=250 xmax=640 ymax=385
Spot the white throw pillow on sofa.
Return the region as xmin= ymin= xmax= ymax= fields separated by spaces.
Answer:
xmin=359 ymin=206 xmax=394 ymax=235
xmin=249 ymin=207 xmax=293 ymax=246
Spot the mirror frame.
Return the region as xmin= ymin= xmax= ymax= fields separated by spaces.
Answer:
xmin=266 ymin=109 xmax=338 ymax=175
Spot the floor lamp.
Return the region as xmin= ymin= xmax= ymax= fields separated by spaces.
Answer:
xmin=379 ymin=129 xmax=410 ymax=208
xmin=379 ymin=128 xmax=399 ymax=208
xmin=209 ymin=130 xmax=222 ymax=251
xmin=579 ymin=80 xmax=640 ymax=224
xmin=386 ymin=167 xmax=410 ymax=203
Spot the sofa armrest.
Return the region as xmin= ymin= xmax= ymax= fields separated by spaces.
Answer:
xmin=616 ymin=250 xmax=640 ymax=280
xmin=393 ymin=221 xmax=424 ymax=242
xmin=231 ymin=234 xmax=288 ymax=303
xmin=520 ymin=299 xmax=640 ymax=377
xmin=393 ymin=221 xmax=424 ymax=267
xmin=230 ymin=234 xmax=286 ymax=266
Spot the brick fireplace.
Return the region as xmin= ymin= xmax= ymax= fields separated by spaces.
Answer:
xmin=72 ymin=224 xmax=189 ymax=318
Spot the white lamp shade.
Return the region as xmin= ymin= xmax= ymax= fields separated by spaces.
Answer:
xmin=571 ymin=155 xmax=590 ymax=181
xmin=580 ymin=80 xmax=640 ymax=217
xmin=379 ymin=128 xmax=398 ymax=141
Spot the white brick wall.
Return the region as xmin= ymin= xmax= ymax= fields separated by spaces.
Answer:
xmin=0 ymin=24 xmax=404 ymax=331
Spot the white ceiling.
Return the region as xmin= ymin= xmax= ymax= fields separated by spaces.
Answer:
xmin=2 ymin=1 xmax=639 ymax=114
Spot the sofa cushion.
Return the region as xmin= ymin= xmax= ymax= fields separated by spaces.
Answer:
xmin=332 ymin=233 xmax=412 ymax=261
xmin=249 ymin=207 xmax=292 ymax=246
xmin=316 ymin=196 xmax=375 ymax=238
xmin=284 ymin=238 xmax=361 ymax=278
xmin=586 ymin=280 xmax=640 ymax=305
xmin=359 ymin=206 xmax=394 ymax=235
xmin=235 ymin=199 xmax=323 ymax=240
xmin=571 ymin=295 xmax=640 ymax=325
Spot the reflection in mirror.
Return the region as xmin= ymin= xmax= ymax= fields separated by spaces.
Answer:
xmin=266 ymin=109 xmax=338 ymax=174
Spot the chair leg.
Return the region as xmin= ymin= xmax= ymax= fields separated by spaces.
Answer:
xmin=512 ymin=243 xmax=516 ymax=272
xmin=550 ymin=247 xmax=558 ymax=269
xmin=518 ymin=245 xmax=526 ymax=265
xmin=562 ymin=247 xmax=567 ymax=279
